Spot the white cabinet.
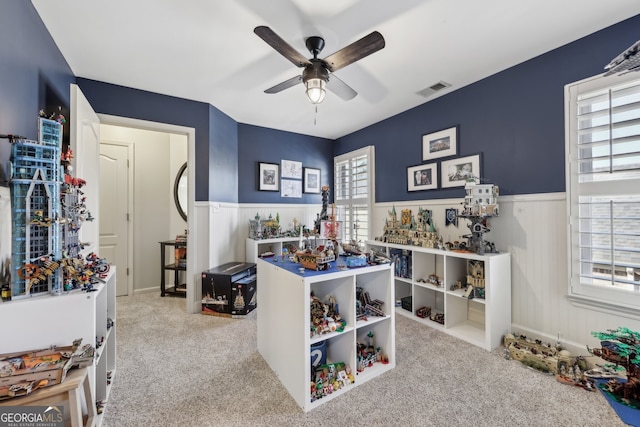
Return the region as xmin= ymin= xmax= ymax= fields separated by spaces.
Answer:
xmin=366 ymin=241 xmax=510 ymax=350
xmin=245 ymin=237 xmax=301 ymax=263
xmin=0 ymin=268 xmax=116 ymax=425
xmin=257 ymin=259 xmax=395 ymax=412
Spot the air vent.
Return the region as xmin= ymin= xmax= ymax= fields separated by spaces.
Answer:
xmin=416 ymin=81 xmax=452 ymax=98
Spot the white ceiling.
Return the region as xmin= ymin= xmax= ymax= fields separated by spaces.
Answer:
xmin=32 ymin=0 xmax=640 ymax=140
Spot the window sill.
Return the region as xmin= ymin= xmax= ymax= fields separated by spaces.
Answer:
xmin=568 ymin=294 xmax=640 ymax=321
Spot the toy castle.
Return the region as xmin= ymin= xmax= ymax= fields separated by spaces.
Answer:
xmin=376 ymin=206 xmax=440 ymax=248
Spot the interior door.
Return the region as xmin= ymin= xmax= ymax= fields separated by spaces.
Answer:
xmin=70 ymin=84 xmax=100 ymax=257
xmin=99 ymin=143 xmax=130 ymax=296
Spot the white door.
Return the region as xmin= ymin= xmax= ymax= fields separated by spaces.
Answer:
xmin=99 ymin=143 xmax=130 ymax=296
xmin=70 ymin=85 xmax=100 ymax=257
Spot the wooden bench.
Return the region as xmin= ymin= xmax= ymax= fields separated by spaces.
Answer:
xmin=0 ymin=367 xmax=96 ymax=427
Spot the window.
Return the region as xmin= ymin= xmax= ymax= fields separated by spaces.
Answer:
xmin=334 ymin=146 xmax=374 ymax=246
xmin=566 ymin=72 xmax=640 ymax=314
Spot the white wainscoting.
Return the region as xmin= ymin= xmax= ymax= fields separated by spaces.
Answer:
xmin=188 ymin=202 xmax=320 ymax=313
xmin=192 ymin=195 xmax=640 ymax=353
xmin=373 ymin=193 xmax=640 ymax=355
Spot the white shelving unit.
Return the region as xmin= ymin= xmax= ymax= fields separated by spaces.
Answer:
xmin=257 ymin=259 xmax=395 ymax=412
xmin=245 ymin=236 xmax=301 ymax=263
xmin=0 ymin=268 xmax=116 ymax=425
xmin=95 ymin=269 xmax=116 ymax=423
xmin=367 ymin=241 xmax=510 ymax=350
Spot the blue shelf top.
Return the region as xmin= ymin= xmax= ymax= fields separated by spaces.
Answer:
xmin=259 ymin=255 xmax=387 ymax=278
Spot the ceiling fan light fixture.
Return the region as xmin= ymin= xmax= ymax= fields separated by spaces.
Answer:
xmin=305 ymin=78 xmax=326 ymax=104
xmin=255 ymin=27 xmax=384 ymax=104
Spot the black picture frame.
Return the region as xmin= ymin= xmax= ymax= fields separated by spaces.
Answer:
xmin=303 ymin=167 xmax=321 ymax=194
xmin=258 ymin=162 xmax=279 ymax=191
xmin=407 ymin=163 xmax=437 ymax=191
xmin=422 ymin=126 xmax=457 ymax=161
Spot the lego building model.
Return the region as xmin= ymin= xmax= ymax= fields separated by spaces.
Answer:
xmin=503 ymin=333 xmax=573 ymax=374
xmin=373 ymin=178 xmax=501 ymax=256
xmin=250 ymin=213 xmax=281 ymax=239
xmin=458 ymin=178 xmax=499 ymax=255
xmin=248 ymin=212 xmax=304 ymax=240
xmin=588 ymin=327 xmax=640 ymax=406
xmin=376 ymin=206 xmax=440 ymax=248
xmin=296 ymin=186 xmax=339 ymax=271
xmin=10 ymin=118 xmax=63 ymax=297
xmin=6 ymin=115 xmax=100 ymax=300
xmin=466 ymin=260 xmax=485 ymax=299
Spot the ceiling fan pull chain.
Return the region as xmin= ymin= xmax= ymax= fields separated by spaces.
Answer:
xmin=314 ymin=105 xmax=318 ymax=125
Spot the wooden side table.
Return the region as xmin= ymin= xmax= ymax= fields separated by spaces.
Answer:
xmin=0 ymin=367 xmax=96 ymax=427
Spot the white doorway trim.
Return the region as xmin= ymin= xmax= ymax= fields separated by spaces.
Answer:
xmin=97 ymin=114 xmax=196 ymax=313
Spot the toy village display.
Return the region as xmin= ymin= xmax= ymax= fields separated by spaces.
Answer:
xmin=374 ymin=177 xmax=500 ymax=255
xmin=503 ymin=327 xmax=640 ymax=424
xmin=2 ymin=113 xmax=109 ymax=301
xmin=504 ymin=333 xmax=576 ymax=375
xmin=248 ymin=185 xmax=389 ymax=271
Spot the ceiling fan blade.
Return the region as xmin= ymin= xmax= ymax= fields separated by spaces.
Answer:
xmin=254 ymin=26 xmax=311 ymax=68
xmin=322 ymin=31 xmax=385 ymax=72
xmin=264 ymin=75 xmax=303 ymax=94
xmin=326 ymin=74 xmax=357 ymax=101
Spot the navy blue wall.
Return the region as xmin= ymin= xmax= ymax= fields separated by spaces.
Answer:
xmin=75 ymin=78 xmax=233 ymax=202
xmin=238 ymin=124 xmax=334 ymax=204
xmin=3 ymin=3 xmax=639 ymax=206
xmin=209 ymin=105 xmax=239 ymax=201
xmin=336 ymin=14 xmax=640 ymax=202
xmin=0 ymin=1 xmax=75 ymax=186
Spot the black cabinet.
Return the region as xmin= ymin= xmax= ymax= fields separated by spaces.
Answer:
xmin=201 ymin=262 xmax=256 ymax=317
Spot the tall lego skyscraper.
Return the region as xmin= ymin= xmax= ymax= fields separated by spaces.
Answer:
xmin=10 ymin=118 xmax=62 ymax=298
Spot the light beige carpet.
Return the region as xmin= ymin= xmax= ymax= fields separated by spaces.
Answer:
xmin=103 ymin=292 xmax=624 ymax=427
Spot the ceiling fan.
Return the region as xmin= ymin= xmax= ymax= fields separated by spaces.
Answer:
xmin=254 ymin=26 xmax=385 ymax=104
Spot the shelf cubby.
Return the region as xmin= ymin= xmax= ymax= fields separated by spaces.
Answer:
xmin=366 ymin=241 xmax=510 ymax=351
xmin=257 ymin=259 xmax=394 ymax=412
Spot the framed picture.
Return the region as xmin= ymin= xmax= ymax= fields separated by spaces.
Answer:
xmin=281 ymin=159 xmax=302 ymax=179
xmin=440 ymin=154 xmax=481 ymax=188
xmin=281 ymin=179 xmax=302 ymax=198
xmin=422 ymin=126 xmax=457 ymax=161
xmin=258 ymin=162 xmax=279 ymax=191
xmin=303 ymin=167 xmax=321 ymax=193
xmin=407 ymin=163 xmax=437 ymax=191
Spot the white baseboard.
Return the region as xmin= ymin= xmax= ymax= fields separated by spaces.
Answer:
xmin=133 ymin=286 xmax=159 ymax=295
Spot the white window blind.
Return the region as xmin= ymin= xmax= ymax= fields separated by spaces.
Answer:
xmin=566 ymin=73 xmax=640 ymax=313
xmin=334 ymin=146 xmax=374 ymax=245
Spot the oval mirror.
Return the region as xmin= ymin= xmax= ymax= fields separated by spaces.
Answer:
xmin=174 ymin=163 xmax=187 ymax=221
